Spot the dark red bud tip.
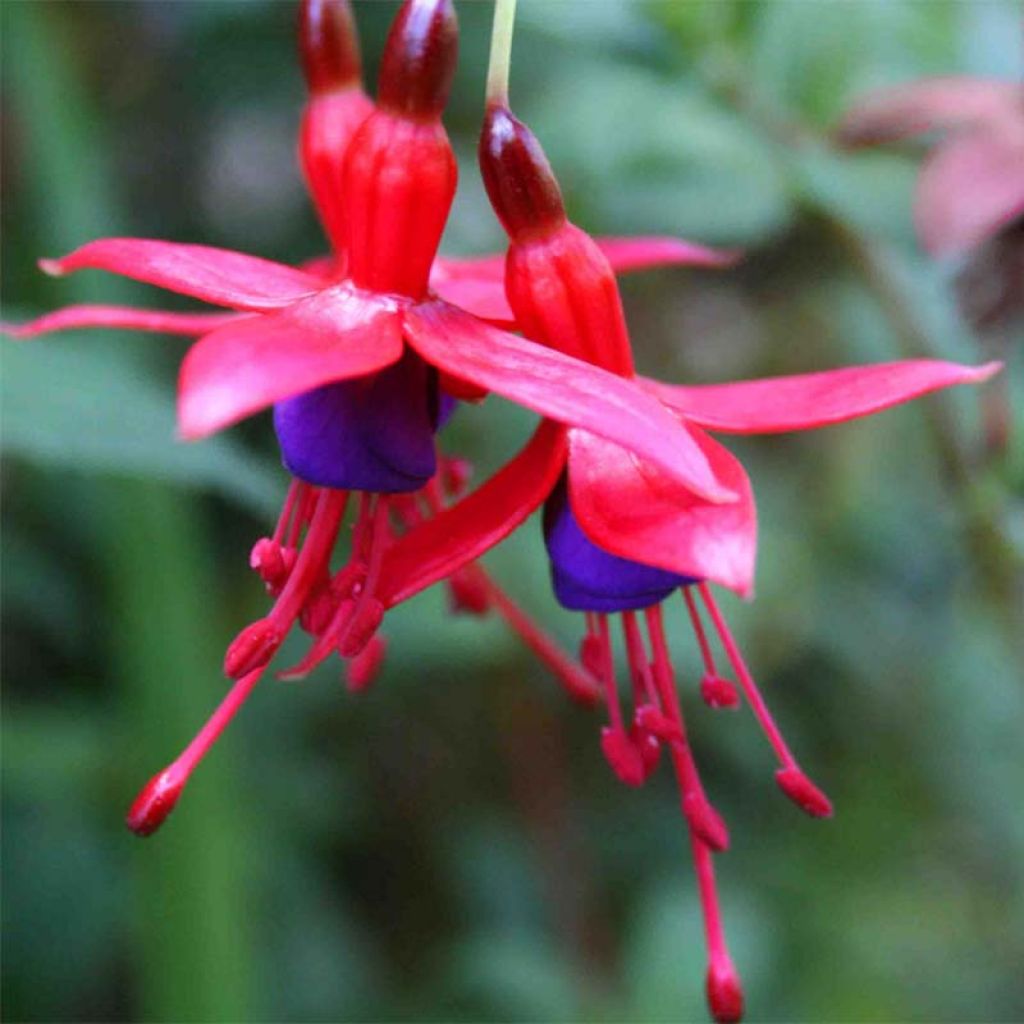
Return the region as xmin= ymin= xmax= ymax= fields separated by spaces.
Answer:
xmin=299 ymin=0 xmax=362 ymax=94
xmin=377 ymin=0 xmax=458 ymax=120
xmin=224 ymin=618 xmax=283 ymax=678
xmin=683 ymin=792 xmax=730 ymax=852
xmin=126 ymin=770 xmax=183 ymax=837
xmin=775 ymin=766 xmax=834 ymax=818
xmin=479 ymin=104 xmax=567 ymax=242
xmin=701 ymin=674 xmax=741 ymax=710
xmin=706 ymin=963 xmax=745 ymax=1024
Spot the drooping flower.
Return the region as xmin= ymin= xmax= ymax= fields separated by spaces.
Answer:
xmin=838 ymin=76 xmax=1024 ymax=256
xmin=372 ymin=101 xmax=1001 ymax=1022
xmin=5 ymin=0 xmax=745 ymax=836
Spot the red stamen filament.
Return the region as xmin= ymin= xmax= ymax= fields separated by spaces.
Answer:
xmin=683 ymin=588 xmax=740 ymax=709
xmin=646 ymin=606 xmax=729 ymax=852
xmin=693 ymin=835 xmax=744 ymax=1024
xmin=127 ymin=666 xmax=266 ymax=836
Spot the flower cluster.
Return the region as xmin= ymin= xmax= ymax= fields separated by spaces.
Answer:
xmin=5 ymin=2 xmax=1000 ymax=1020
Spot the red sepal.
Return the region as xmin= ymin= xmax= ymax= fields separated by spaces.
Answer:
xmin=568 ymin=425 xmax=757 ymax=596
xmin=2 ymin=305 xmax=241 ymax=339
xmin=595 ymin=236 xmax=740 ymax=272
xmin=40 ymin=239 xmax=321 ymax=311
xmin=178 ymin=284 xmax=404 ymax=438
xmin=377 ymin=419 xmax=567 ymax=607
xmin=403 ymin=301 xmax=736 ymax=503
xmin=644 ymin=359 xmax=1002 ymax=436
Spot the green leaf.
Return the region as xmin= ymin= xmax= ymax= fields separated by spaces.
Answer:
xmin=2 ymin=331 xmax=281 ymax=517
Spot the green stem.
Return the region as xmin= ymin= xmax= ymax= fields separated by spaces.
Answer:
xmin=486 ymin=0 xmax=518 ymax=106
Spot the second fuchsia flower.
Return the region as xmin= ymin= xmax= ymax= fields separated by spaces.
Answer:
xmin=373 ymin=95 xmax=1000 ymax=1022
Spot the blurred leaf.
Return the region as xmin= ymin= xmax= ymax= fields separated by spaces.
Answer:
xmin=2 ymin=331 xmax=281 ymax=517
xmin=532 ymin=65 xmax=793 ymax=245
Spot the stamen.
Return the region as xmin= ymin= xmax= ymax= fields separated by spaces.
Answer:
xmin=698 ymin=584 xmax=833 ymax=819
xmin=447 ymin=564 xmax=492 ymax=615
xmin=346 ymin=633 xmax=387 ymax=692
xmin=480 ymin=569 xmax=600 ymax=705
xmin=272 ymin=479 xmax=305 ymax=545
xmin=682 ymin=588 xmax=740 ymax=710
xmin=621 ymin=612 xmax=661 ymax=780
xmin=692 ymin=836 xmax=744 ymax=1024
xmin=646 ymin=606 xmax=729 ymax=852
xmin=225 ymin=490 xmax=348 ymax=679
xmin=126 ymin=666 xmax=266 ymax=836
xmin=595 ymin=614 xmax=646 ymax=787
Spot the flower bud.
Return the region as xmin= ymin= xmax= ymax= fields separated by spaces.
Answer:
xmin=378 ymin=0 xmax=458 ymax=121
xmin=299 ymin=0 xmax=362 ymax=94
xmin=479 ymin=104 xmax=567 ymax=243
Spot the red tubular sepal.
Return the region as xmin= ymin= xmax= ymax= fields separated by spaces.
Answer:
xmin=299 ymin=0 xmax=362 ymax=94
xmin=377 ymin=0 xmax=458 ymax=122
xmin=342 ymin=111 xmax=457 ymax=298
xmin=505 ymin=223 xmax=635 ymax=375
xmin=300 ymin=87 xmax=374 ymax=255
xmin=479 ymin=104 xmax=567 ymax=243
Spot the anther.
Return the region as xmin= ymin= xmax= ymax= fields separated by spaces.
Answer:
xmin=706 ymin=960 xmax=745 ymax=1024
xmin=224 ymin=618 xmax=283 ymax=678
xmin=775 ymin=766 xmax=834 ymax=818
xmin=683 ymin=792 xmax=730 ymax=852
xmin=346 ymin=633 xmax=387 ymax=692
xmin=337 ymin=597 xmax=385 ymax=658
xmin=635 ymin=703 xmax=682 ymax=743
xmin=701 ymin=675 xmax=741 ymax=710
xmin=441 ymin=457 xmax=473 ymax=497
xmin=448 ymin=565 xmax=492 ymax=615
xmin=126 ymin=769 xmax=183 ymax=837
xmin=600 ymin=726 xmax=646 ymax=787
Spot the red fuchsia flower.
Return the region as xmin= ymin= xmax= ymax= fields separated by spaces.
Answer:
xmin=4 ymin=0 xmax=742 ymax=836
xmin=838 ymin=76 xmax=1024 ymax=256
xmin=371 ymin=100 xmax=1001 ymax=1023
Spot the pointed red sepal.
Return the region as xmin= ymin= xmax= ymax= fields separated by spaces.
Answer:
xmin=596 ymin=236 xmax=741 ymax=272
xmin=600 ymin=726 xmax=646 ymax=787
xmin=775 ymin=766 xmax=834 ymax=818
xmin=2 ymin=305 xmax=240 ymax=339
xmin=645 ymin=359 xmax=1002 ymax=436
xmin=837 ymin=77 xmax=1022 ymax=148
xmin=224 ymin=618 xmax=284 ymax=679
xmin=706 ymin=961 xmax=745 ymax=1024
xmin=683 ymin=792 xmax=730 ymax=852
xmin=299 ymin=0 xmax=362 ymax=94
xmin=346 ymin=633 xmax=387 ymax=692
xmin=39 ymin=239 xmax=321 ymax=311
xmin=403 ymin=302 xmax=735 ymax=504
xmin=701 ymin=675 xmax=741 ymax=710
xmin=126 ymin=769 xmax=184 ymax=837
xmin=178 ymin=284 xmax=404 ymax=438
xmin=377 ymin=420 xmax=567 ymax=608
xmin=568 ymin=426 xmax=757 ymax=596
xmin=428 ymin=269 xmax=515 ymax=325
xmin=916 ymin=130 xmax=1024 ymax=255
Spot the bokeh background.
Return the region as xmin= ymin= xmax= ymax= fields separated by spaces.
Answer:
xmin=2 ymin=1 xmax=1022 ymax=1021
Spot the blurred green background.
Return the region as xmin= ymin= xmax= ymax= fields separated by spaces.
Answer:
xmin=2 ymin=1 xmax=1022 ymax=1021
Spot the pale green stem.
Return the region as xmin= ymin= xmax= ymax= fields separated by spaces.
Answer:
xmin=486 ymin=0 xmax=518 ymax=106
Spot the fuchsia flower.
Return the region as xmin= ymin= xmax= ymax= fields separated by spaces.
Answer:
xmin=372 ymin=102 xmax=1000 ymax=1022
xmin=4 ymin=0 xmax=738 ymax=835
xmin=838 ymin=76 xmax=1024 ymax=255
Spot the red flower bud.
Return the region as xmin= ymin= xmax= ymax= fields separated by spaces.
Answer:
xmin=479 ymin=104 xmax=567 ymax=243
xmin=378 ymin=0 xmax=458 ymax=122
xmin=299 ymin=0 xmax=362 ymax=94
